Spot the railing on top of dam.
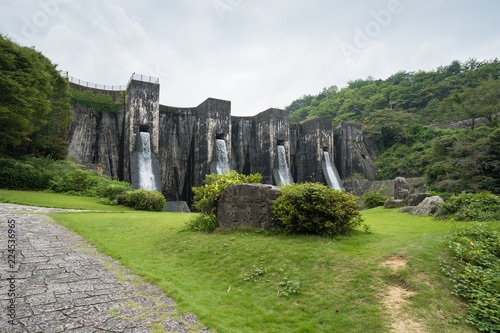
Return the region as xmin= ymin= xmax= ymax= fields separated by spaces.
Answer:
xmin=59 ymin=71 xmax=159 ymax=91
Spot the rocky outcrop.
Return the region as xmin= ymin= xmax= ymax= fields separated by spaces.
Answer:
xmin=399 ymin=206 xmax=414 ymax=213
xmin=394 ymin=177 xmax=411 ymax=200
xmin=406 ymin=193 xmax=431 ymax=207
xmin=217 ymin=184 xmax=281 ymax=230
xmin=384 ymin=199 xmax=405 ymax=209
xmin=410 ymin=196 xmax=444 ymax=215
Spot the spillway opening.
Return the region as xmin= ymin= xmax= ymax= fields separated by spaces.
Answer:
xmin=211 ymin=138 xmax=230 ymax=175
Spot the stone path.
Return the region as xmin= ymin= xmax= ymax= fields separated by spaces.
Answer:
xmin=0 ymin=204 xmax=209 ymax=333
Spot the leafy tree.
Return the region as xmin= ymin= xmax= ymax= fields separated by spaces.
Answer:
xmin=0 ymin=35 xmax=71 ymax=158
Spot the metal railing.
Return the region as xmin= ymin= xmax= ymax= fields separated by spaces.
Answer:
xmin=127 ymin=73 xmax=160 ymax=86
xmin=60 ymin=71 xmax=159 ymax=91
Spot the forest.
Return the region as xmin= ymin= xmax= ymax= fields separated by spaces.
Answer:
xmin=286 ymin=59 xmax=500 ymax=194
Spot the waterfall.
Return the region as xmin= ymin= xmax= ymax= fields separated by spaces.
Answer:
xmin=274 ymin=145 xmax=293 ymax=186
xmin=322 ymin=151 xmax=342 ymax=190
xmin=211 ymin=139 xmax=230 ymax=175
xmin=137 ymin=132 xmax=160 ymax=191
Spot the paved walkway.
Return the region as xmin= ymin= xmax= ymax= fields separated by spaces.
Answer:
xmin=0 ymin=204 xmax=209 ymax=333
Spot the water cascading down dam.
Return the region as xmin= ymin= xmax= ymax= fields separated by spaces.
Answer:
xmin=211 ymin=139 xmax=230 ymax=175
xmin=322 ymin=150 xmax=342 ymax=190
xmin=131 ymin=131 xmax=162 ymax=192
xmin=273 ymin=144 xmax=294 ymax=186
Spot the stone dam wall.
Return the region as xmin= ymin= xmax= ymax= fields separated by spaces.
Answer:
xmin=66 ymin=74 xmax=378 ymax=208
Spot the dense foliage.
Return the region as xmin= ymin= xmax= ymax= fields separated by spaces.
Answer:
xmin=0 ymin=35 xmax=71 ymax=158
xmin=271 ymin=183 xmax=363 ymax=236
xmin=376 ymin=125 xmax=500 ymax=193
xmin=124 ymin=189 xmax=166 ymax=212
xmin=436 ymin=192 xmax=500 ymax=222
xmin=188 ymin=171 xmax=263 ymax=231
xmin=286 ymin=59 xmax=500 ymax=128
xmin=285 ymin=59 xmax=500 ymax=193
xmin=361 ymin=186 xmax=391 ymax=209
xmin=442 ymin=224 xmax=500 ymax=332
xmin=0 ymin=156 xmax=165 ymax=211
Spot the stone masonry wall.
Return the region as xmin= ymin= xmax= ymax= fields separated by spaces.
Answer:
xmin=290 ymin=118 xmax=335 ymax=184
xmin=334 ymin=123 xmax=378 ymax=181
xmin=123 ymin=79 xmax=160 ymax=183
xmin=66 ymin=103 xmax=123 ymax=180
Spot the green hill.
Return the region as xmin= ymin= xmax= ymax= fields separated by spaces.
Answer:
xmin=286 ymin=59 xmax=500 ymax=193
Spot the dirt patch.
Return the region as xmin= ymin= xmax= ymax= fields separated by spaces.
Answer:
xmin=380 ymin=256 xmax=425 ymax=332
xmin=380 ymin=255 xmax=408 ymax=270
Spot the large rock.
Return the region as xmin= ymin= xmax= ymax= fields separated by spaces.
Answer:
xmin=410 ymin=196 xmax=444 ymax=215
xmin=399 ymin=206 xmax=415 ymax=213
xmin=406 ymin=193 xmax=431 ymax=207
xmin=384 ymin=199 xmax=405 ymax=209
xmin=217 ymin=184 xmax=281 ymax=230
xmin=394 ymin=177 xmax=410 ymax=200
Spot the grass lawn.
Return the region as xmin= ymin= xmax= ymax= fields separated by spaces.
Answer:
xmin=0 ymin=189 xmax=135 ymax=211
xmin=50 ymin=207 xmax=499 ymax=332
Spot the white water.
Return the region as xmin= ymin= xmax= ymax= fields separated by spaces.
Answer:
xmin=213 ymin=139 xmax=230 ymax=174
xmin=322 ymin=151 xmax=342 ymax=190
xmin=137 ymin=132 xmax=158 ymax=191
xmin=276 ymin=145 xmax=293 ymax=185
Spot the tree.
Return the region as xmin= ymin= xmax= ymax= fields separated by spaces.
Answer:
xmin=0 ymin=35 xmax=71 ymax=158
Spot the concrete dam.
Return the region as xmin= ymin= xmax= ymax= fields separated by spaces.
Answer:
xmin=66 ymin=73 xmax=378 ymax=209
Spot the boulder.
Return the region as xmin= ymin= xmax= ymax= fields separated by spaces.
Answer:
xmin=217 ymin=183 xmax=281 ymax=230
xmin=406 ymin=193 xmax=431 ymax=207
xmin=394 ymin=177 xmax=410 ymax=200
xmin=398 ymin=206 xmax=415 ymax=213
xmin=384 ymin=199 xmax=405 ymax=209
xmin=409 ymin=196 xmax=444 ymax=216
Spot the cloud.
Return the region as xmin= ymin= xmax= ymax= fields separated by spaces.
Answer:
xmin=411 ymin=35 xmax=458 ymax=70
xmin=1 ymin=0 xmax=500 ymax=116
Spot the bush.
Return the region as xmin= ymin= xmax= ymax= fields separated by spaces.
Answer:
xmin=125 ymin=189 xmax=166 ymax=212
xmin=192 ymin=171 xmax=262 ymax=215
xmin=0 ymin=162 xmax=54 ymax=190
xmin=186 ymin=214 xmax=218 ymax=233
xmin=189 ymin=171 xmax=262 ymax=232
xmin=94 ymin=179 xmax=134 ymax=202
xmin=50 ymin=169 xmax=100 ymax=196
xmin=441 ymin=224 xmax=500 ymax=332
xmin=271 ymin=183 xmax=363 ymax=236
xmin=436 ymin=192 xmax=500 ymax=221
xmin=362 ymin=186 xmax=391 ymax=209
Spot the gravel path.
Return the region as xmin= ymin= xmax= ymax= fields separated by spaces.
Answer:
xmin=0 ymin=204 xmax=209 ymax=333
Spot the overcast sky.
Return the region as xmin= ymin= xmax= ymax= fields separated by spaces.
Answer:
xmin=1 ymin=0 xmax=499 ymax=116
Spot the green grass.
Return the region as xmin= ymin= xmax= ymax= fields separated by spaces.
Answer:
xmin=50 ymin=207 xmax=500 ymax=332
xmin=0 ymin=189 xmax=135 ymax=211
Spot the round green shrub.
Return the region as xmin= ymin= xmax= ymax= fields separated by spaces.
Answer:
xmin=437 ymin=191 xmax=500 ymax=221
xmin=125 ymin=189 xmax=166 ymax=212
xmin=271 ymin=183 xmax=363 ymax=236
xmin=361 ymin=186 xmax=391 ymax=209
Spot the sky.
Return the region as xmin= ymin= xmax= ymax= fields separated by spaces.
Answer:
xmin=1 ymin=0 xmax=499 ymax=116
